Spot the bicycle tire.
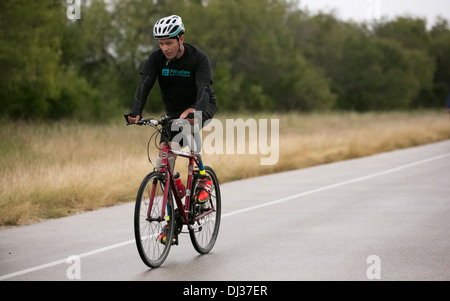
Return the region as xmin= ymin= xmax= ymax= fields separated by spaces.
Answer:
xmin=189 ymin=166 xmax=221 ymax=254
xmin=134 ymin=171 xmax=174 ymax=268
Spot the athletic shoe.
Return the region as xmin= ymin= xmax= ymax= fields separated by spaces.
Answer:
xmin=195 ymin=175 xmax=212 ymax=204
xmin=158 ymin=224 xmax=169 ymax=245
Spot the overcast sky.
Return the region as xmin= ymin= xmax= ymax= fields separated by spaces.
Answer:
xmin=299 ymin=0 xmax=450 ymax=26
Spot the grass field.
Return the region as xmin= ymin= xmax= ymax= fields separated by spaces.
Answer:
xmin=1 ymin=111 xmax=449 ymax=227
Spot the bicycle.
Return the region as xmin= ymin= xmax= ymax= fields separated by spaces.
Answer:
xmin=126 ymin=115 xmax=221 ymax=268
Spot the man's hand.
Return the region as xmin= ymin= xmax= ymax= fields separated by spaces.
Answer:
xmin=180 ymin=108 xmax=196 ymax=124
xmin=128 ymin=115 xmax=141 ymax=124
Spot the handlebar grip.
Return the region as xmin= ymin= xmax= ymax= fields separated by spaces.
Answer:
xmin=124 ymin=114 xmax=141 ymax=125
xmin=124 ymin=114 xmax=172 ymax=126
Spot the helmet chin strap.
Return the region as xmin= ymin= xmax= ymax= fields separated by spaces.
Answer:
xmin=177 ymin=36 xmax=182 ymax=52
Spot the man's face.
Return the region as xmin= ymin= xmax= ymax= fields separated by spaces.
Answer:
xmin=158 ymin=36 xmax=183 ymax=60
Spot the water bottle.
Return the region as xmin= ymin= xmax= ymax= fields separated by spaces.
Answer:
xmin=174 ymin=172 xmax=185 ymax=198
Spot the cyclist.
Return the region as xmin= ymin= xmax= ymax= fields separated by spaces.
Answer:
xmin=127 ymin=15 xmax=216 ymax=207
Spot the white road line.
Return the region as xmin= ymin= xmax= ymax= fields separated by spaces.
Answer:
xmin=0 ymin=240 xmax=135 ymax=280
xmin=1 ymin=152 xmax=448 ymax=280
xmin=222 ymin=153 xmax=450 ymax=218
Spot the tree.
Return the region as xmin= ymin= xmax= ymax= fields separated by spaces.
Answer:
xmin=372 ymin=17 xmax=435 ymax=108
xmin=0 ymin=0 xmax=123 ymax=120
xmin=1 ymin=0 xmax=448 ymax=120
xmin=0 ymin=0 xmax=64 ymax=118
xmin=430 ymin=18 xmax=450 ymax=105
xmin=186 ymin=0 xmax=335 ymax=111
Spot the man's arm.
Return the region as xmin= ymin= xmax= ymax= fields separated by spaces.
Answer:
xmin=132 ymin=73 xmax=155 ymax=117
xmin=192 ymin=56 xmax=213 ymax=113
xmin=131 ymin=53 xmax=159 ymax=118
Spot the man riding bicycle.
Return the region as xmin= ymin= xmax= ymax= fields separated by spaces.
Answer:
xmin=127 ymin=15 xmax=217 ymax=205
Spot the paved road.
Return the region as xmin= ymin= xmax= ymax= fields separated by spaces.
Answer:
xmin=1 ymin=140 xmax=449 ymax=281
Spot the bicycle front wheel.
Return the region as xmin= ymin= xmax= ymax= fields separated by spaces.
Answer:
xmin=189 ymin=166 xmax=221 ymax=254
xmin=134 ymin=171 xmax=174 ymax=268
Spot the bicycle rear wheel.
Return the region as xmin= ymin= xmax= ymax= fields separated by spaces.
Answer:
xmin=134 ymin=171 xmax=174 ymax=268
xmin=189 ymin=166 xmax=221 ymax=254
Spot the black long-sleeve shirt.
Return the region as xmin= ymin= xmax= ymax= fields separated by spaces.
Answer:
xmin=132 ymin=43 xmax=217 ymax=120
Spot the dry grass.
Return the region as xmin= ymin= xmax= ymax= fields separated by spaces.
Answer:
xmin=203 ymin=111 xmax=450 ymax=182
xmin=0 ymin=121 xmax=150 ymax=226
xmin=1 ymin=111 xmax=449 ymax=227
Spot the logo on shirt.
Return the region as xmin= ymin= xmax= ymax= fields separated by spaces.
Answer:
xmin=161 ymin=68 xmax=191 ymax=77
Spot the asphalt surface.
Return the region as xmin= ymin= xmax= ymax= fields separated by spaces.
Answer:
xmin=1 ymin=140 xmax=449 ymax=281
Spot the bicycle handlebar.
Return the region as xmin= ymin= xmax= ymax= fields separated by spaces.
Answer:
xmin=124 ymin=114 xmax=171 ymax=126
xmin=124 ymin=113 xmax=196 ymax=127
xmin=124 ymin=113 xmax=202 ymax=154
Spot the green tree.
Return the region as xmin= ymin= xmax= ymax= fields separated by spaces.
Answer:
xmin=430 ymin=18 xmax=450 ymax=105
xmin=0 ymin=0 xmax=123 ymax=120
xmin=185 ymin=0 xmax=335 ymax=111
xmin=1 ymin=0 xmax=448 ymax=120
xmin=0 ymin=1 xmax=63 ymax=118
xmin=289 ymin=12 xmax=436 ymax=110
xmin=372 ymin=17 xmax=435 ymax=108
xmin=373 ymin=17 xmax=431 ymax=50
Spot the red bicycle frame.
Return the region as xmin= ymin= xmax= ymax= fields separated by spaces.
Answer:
xmin=150 ymin=143 xmax=215 ymax=226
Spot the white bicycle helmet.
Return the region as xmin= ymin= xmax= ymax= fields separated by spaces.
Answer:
xmin=153 ymin=15 xmax=185 ymax=39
